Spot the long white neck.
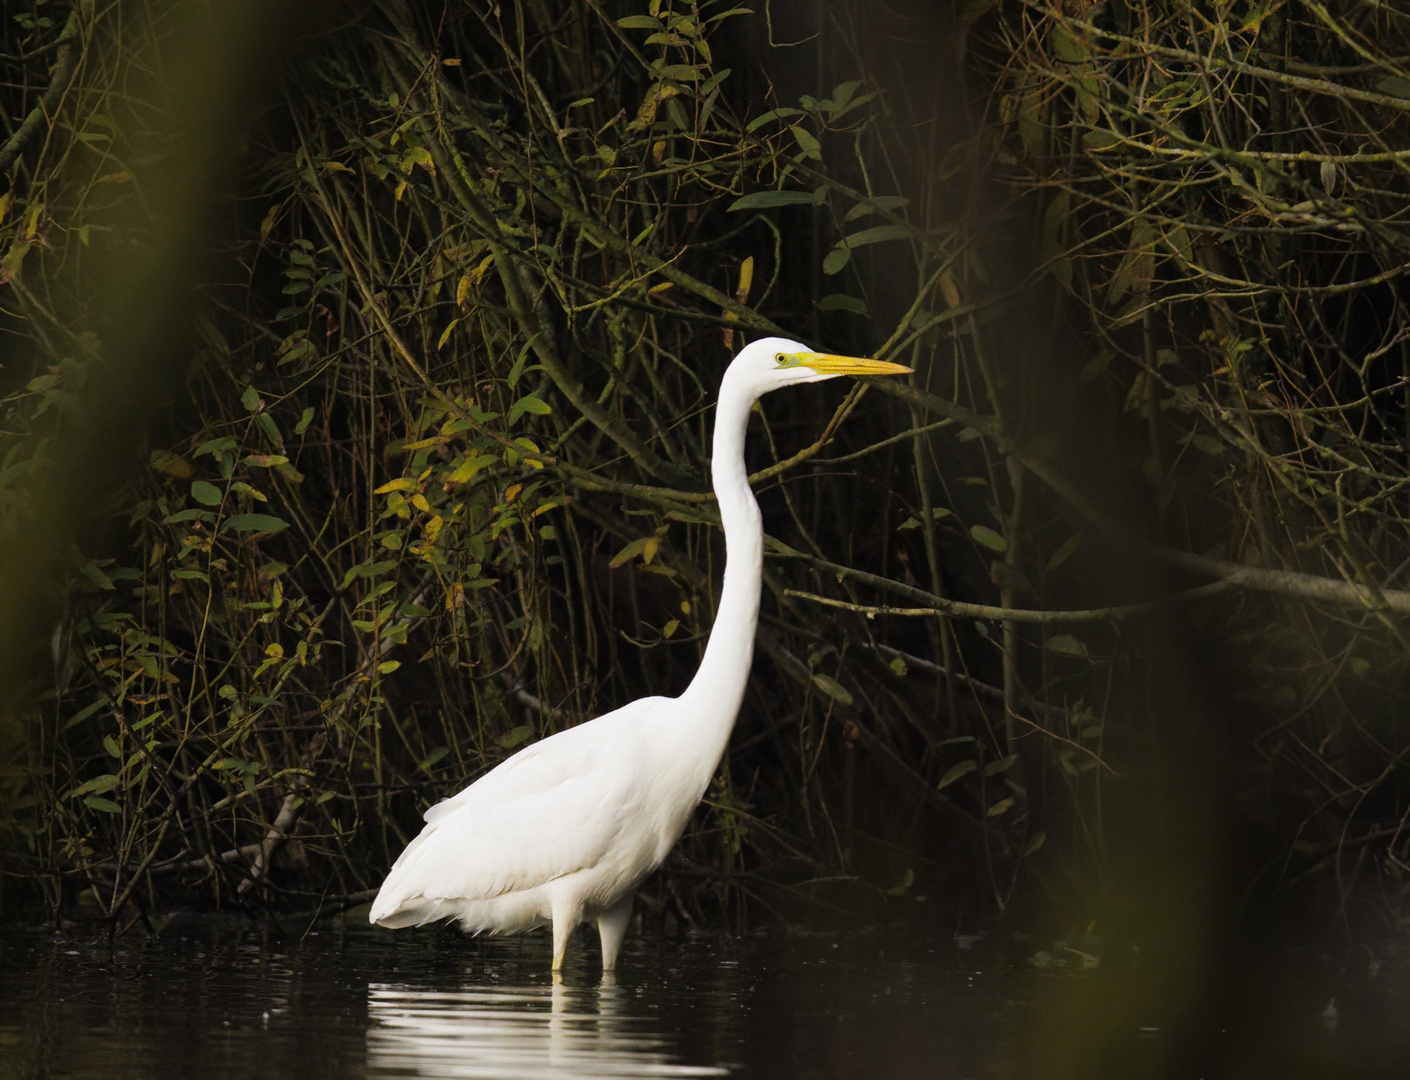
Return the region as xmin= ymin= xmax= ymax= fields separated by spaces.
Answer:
xmin=677 ymin=372 xmax=763 ymax=749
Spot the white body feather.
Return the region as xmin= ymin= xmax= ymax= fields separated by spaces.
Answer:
xmin=368 ymin=695 xmax=707 ymax=936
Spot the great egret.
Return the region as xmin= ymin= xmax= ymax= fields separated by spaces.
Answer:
xmin=369 ymin=337 xmax=910 ymax=972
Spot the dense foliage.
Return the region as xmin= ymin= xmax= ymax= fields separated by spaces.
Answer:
xmin=1 ymin=0 xmax=1408 ymax=944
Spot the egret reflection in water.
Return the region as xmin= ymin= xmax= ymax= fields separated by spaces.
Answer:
xmin=366 ymin=978 xmax=730 ymax=1079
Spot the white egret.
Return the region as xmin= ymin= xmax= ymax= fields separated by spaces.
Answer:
xmin=368 ymin=337 xmax=910 ymax=972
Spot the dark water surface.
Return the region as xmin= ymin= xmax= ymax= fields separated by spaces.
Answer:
xmin=0 ymin=918 xmax=1405 ymax=1079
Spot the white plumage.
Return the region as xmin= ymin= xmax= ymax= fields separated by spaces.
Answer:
xmin=369 ymin=337 xmax=910 ymax=973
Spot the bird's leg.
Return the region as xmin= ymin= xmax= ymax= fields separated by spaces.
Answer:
xmin=596 ymin=893 xmax=634 ymax=973
xmin=551 ymin=920 xmax=569 ymax=974
xmin=551 ymin=902 xmax=580 ymax=975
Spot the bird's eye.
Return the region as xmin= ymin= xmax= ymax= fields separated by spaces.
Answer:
xmin=774 ymin=353 xmax=786 ymax=365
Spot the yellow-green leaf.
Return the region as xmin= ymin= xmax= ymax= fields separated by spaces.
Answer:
xmin=1376 ymin=76 xmax=1410 ymax=99
xmin=508 ymin=393 xmax=552 ymax=425
xmin=811 ymin=673 xmax=854 ymax=705
xmin=446 ymin=453 xmax=497 ymax=484
xmin=1045 ymin=533 xmax=1081 ymax=573
xmin=969 ymin=524 xmax=1008 ymax=553
xmin=609 ymin=536 xmax=651 ymax=568
xmin=69 ymin=773 xmax=121 ymax=798
xmin=938 ymin=759 xmax=977 ymax=790
xmin=219 ymin=514 xmax=290 ymax=535
xmin=729 ymin=189 xmax=816 ymax=211
xmin=149 ymin=450 xmax=193 ymax=478
xmin=497 ymin=724 xmax=534 ymax=749
xmin=1045 ymin=634 xmax=1088 ymax=658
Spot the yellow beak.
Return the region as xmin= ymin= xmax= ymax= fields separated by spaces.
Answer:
xmin=797 ymin=352 xmax=912 ymax=376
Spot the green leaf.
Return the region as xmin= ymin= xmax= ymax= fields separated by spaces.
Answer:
xmin=729 ymin=189 xmax=816 ymax=211
xmin=821 ymin=247 xmax=851 ymax=275
xmin=63 ymin=700 xmax=104 ymax=730
xmin=831 ymin=80 xmax=862 ymax=112
xmin=220 ymin=514 xmax=290 ymax=535
xmin=987 ymin=796 xmax=1016 ymax=817
xmin=844 ymin=195 xmax=908 ymax=222
xmin=617 ymin=14 xmax=664 ymax=29
xmin=842 ymin=224 xmax=912 ymax=247
xmin=969 ymin=524 xmax=1008 ymax=553
xmin=79 ymin=561 xmax=114 ymax=591
xmin=1045 ymin=533 xmax=1081 ymax=573
xmin=69 ymin=773 xmax=121 ymax=798
xmin=745 ymin=107 xmax=803 ymax=132
xmin=508 ymin=393 xmax=552 ymax=425
xmin=103 ymin=734 xmax=122 ymax=759
xmin=498 ymin=724 xmax=534 ymax=749
xmin=1050 ymin=22 xmax=1089 ymax=63
xmin=417 ymin=746 xmax=449 ymax=772
xmin=1083 ymin=128 xmax=1121 ymax=151
xmin=1078 ymin=351 xmax=1111 ymax=384
xmin=609 ymin=536 xmax=653 ymax=568
xmin=241 ymin=386 xmax=261 ymax=412
xmin=817 ymin=293 xmax=868 ymax=315
xmin=898 ymin=506 xmax=953 ymax=530
xmin=938 ymin=759 xmax=978 ymax=790
xmin=295 ymin=406 xmax=315 ymax=434
xmin=983 ymin=754 xmax=1016 ymax=777
xmin=164 ymin=507 xmax=214 ymax=526
xmin=195 ymin=436 xmax=239 ymax=458
xmin=446 ymin=452 xmax=498 ymax=484
xmin=149 ymin=449 xmax=193 ymax=477
xmin=886 ymin=867 xmax=914 ymax=897
xmin=791 ymin=125 xmax=821 ymax=158
xmin=190 ymin=480 xmax=222 ymax=506
xmin=340 ymin=560 xmax=398 ymax=591
xmin=377 ymin=660 xmax=401 ymax=675
xmin=84 ymin=796 xmax=122 ymax=814
xmin=1045 ymin=634 xmax=1089 ymax=658
xmin=811 ymin=673 xmax=854 ymax=705
xmin=1021 ymin=830 xmax=1047 ymax=857
xmin=1375 ymin=76 xmax=1410 ymax=99
xmin=656 ymin=63 xmax=700 ymax=82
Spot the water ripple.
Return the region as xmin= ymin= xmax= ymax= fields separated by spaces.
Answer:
xmin=366 ymin=981 xmax=731 ymax=1079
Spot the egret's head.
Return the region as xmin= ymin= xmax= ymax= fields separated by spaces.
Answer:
xmin=727 ymin=336 xmax=911 ymax=398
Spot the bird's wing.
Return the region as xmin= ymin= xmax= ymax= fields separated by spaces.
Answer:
xmin=420 ymin=695 xmax=668 ymax=826
xmin=374 ymin=697 xmax=667 ymax=909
